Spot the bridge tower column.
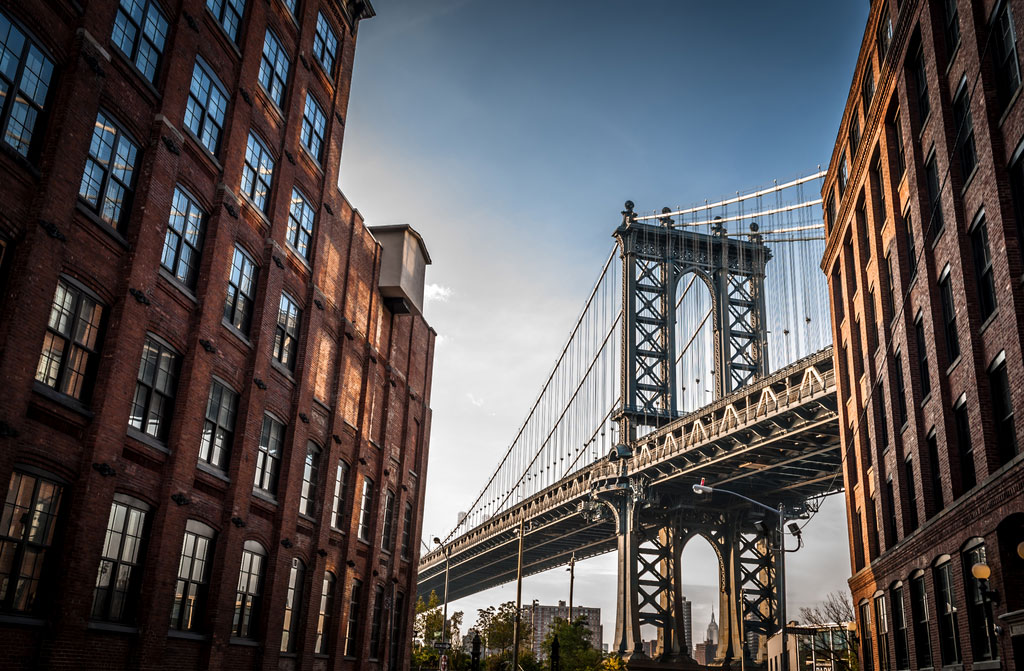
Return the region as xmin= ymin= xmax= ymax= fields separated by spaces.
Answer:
xmin=594 ymin=477 xmax=648 ymax=662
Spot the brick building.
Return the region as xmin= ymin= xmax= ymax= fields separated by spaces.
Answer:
xmin=522 ymin=600 xmax=603 ymax=660
xmin=822 ymin=2 xmax=1024 ymax=671
xmin=0 ymin=0 xmax=437 ymax=670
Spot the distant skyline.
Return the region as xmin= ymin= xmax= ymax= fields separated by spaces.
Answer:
xmin=339 ymin=0 xmax=869 ymax=645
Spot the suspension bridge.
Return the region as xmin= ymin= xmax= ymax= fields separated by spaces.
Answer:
xmin=417 ymin=172 xmax=843 ymax=669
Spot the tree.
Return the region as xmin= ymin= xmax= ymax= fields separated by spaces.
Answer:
xmin=475 ymin=601 xmax=532 ymax=656
xmin=799 ymin=591 xmax=858 ymax=671
xmin=413 ymin=590 xmax=464 ymax=668
xmin=541 ymin=617 xmax=603 ymax=671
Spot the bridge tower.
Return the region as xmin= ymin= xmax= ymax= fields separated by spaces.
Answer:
xmin=614 ymin=201 xmax=771 ymax=440
xmin=609 ymin=202 xmax=776 ymax=669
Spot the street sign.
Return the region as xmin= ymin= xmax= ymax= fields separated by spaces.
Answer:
xmin=433 ymin=641 xmax=450 ymax=650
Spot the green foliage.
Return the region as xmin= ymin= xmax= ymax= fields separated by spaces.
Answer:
xmin=474 ymin=601 xmax=532 ymax=656
xmin=412 ymin=589 xmax=464 ymax=668
xmin=600 ymin=654 xmax=626 ymax=671
xmin=541 ymin=616 xmax=603 ymax=671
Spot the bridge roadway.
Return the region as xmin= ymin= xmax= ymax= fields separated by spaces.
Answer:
xmin=417 ymin=346 xmax=842 ymax=602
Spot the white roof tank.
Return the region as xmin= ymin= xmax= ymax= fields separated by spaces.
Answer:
xmin=368 ymin=224 xmax=432 ymax=317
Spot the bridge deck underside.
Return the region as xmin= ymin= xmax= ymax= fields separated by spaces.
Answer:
xmin=418 ymin=351 xmax=841 ymax=602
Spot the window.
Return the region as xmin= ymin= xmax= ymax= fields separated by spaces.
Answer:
xmin=287 ymin=189 xmax=316 ymax=260
xmin=963 ymin=543 xmax=998 ymax=661
xmin=993 ymin=2 xmax=1022 ymax=110
xmin=161 ymin=186 xmax=206 ymax=289
xmin=35 ymin=278 xmax=104 ymax=401
xmin=79 ymin=111 xmax=139 ymax=230
xmin=206 ymin=0 xmax=246 ymax=43
xmin=926 ymin=432 xmax=943 ymax=513
xmin=903 ymin=213 xmax=917 ymax=278
xmin=280 ymin=557 xmax=304 ymax=653
xmin=875 ymin=594 xmax=890 ymax=671
xmin=315 ymin=571 xmax=335 ymax=654
xmin=369 ymin=584 xmax=384 ymax=659
xmin=224 ymin=245 xmax=258 ymax=334
xmin=233 ymin=541 xmax=266 ymax=638
xmin=892 ymin=586 xmax=909 ymax=670
xmin=953 ymin=396 xmax=976 ymax=492
xmin=904 ymin=457 xmax=918 ymax=532
xmin=128 ymin=334 xmax=180 ymax=441
xmin=893 ymin=349 xmax=908 ymax=428
xmin=280 ymin=0 xmax=297 ymax=17
xmin=970 ymin=215 xmax=997 ymax=321
xmin=390 ymin=591 xmax=406 ymax=670
xmin=938 ymin=269 xmax=959 ymax=362
xmin=400 ymin=502 xmax=413 ymax=560
xmin=944 ymin=0 xmax=960 ymax=54
xmin=299 ymin=442 xmax=321 ymax=517
xmin=952 ymin=84 xmax=976 ymax=179
xmin=913 ymin=46 xmax=930 ymax=120
xmin=873 ymin=155 xmax=886 ymax=221
xmin=885 ymin=252 xmax=897 ymax=318
xmin=839 ymin=157 xmax=849 ymax=197
xmin=0 ymin=471 xmax=63 ymax=613
xmin=199 ymin=379 xmax=238 ymax=470
xmin=989 ymin=353 xmax=1018 ymax=464
xmin=185 ymin=57 xmax=228 ymax=154
xmin=344 ymin=578 xmax=363 ymax=657
xmin=254 ymin=415 xmax=284 ymax=495
xmin=0 ymin=10 xmax=55 ymax=158
xmin=877 ymin=9 xmax=892 ymax=61
xmin=312 ymin=12 xmax=338 ymax=74
xmin=853 ymin=509 xmax=865 ymax=571
xmin=381 ymin=490 xmax=396 ymax=552
xmin=862 ymin=68 xmax=875 ymax=112
xmin=258 ymin=30 xmax=290 ymax=107
xmin=935 ymin=560 xmax=962 ymax=664
xmin=892 ymin=109 xmax=906 ymax=177
xmin=331 ymin=460 xmax=350 ymax=530
xmin=909 ymin=574 xmax=933 ymax=668
xmin=826 ymin=193 xmax=836 ymax=232
xmin=111 ymin=0 xmax=168 ymax=83
xmin=860 ymin=601 xmax=874 ymax=671
xmin=240 ymin=132 xmax=274 ymax=212
xmin=878 ymin=382 xmax=889 ymax=447
xmin=885 ymin=478 xmax=899 ymax=543
xmin=301 ymin=94 xmax=327 ymax=162
xmin=849 ymin=116 xmax=861 ymax=156
xmin=915 ymin=317 xmax=930 ymax=399
xmin=92 ymin=496 xmax=148 ymax=622
xmin=273 ymin=292 xmax=301 ymax=370
xmin=357 ymin=477 xmax=374 ymax=542
xmin=925 ymin=154 xmax=944 ymax=234
xmin=170 ymin=520 xmax=215 ymax=631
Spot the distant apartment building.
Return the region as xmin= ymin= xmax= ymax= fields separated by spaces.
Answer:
xmin=822 ymin=2 xmax=1024 ymax=671
xmin=766 ymin=623 xmax=856 ymax=671
xmin=523 ymin=600 xmax=603 ymax=659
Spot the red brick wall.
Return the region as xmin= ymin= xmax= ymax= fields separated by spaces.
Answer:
xmin=0 ymin=1 xmax=434 ymax=670
xmin=823 ymin=2 xmax=1024 ymax=671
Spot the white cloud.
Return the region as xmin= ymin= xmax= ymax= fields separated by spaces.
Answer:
xmin=425 ymin=283 xmax=453 ymax=303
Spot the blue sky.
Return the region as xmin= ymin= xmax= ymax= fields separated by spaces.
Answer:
xmin=339 ymin=0 xmax=870 ymax=648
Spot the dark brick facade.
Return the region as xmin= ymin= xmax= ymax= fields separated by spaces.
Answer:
xmin=0 ymin=1 xmax=435 ymax=670
xmin=823 ymin=2 xmax=1024 ymax=671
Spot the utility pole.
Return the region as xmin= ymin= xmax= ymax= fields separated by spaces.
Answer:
xmin=567 ymin=552 xmax=576 ymax=623
xmin=512 ymin=517 xmax=525 ymax=671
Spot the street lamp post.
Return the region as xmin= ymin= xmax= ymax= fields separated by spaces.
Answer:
xmin=433 ymin=537 xmax=452 ymax=654
xmin=512 ymin=517 xmax=526 ymax=671
xmin=693 ymin=483 xmax=796 ymax=671
xmin=567 ymin=552 xmax=576 ymax=623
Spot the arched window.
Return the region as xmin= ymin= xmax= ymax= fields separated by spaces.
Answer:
xmin=92 ymin=493 xmax=150 ymax=623
xmin=170 ymin=520 xmax=216 ymax=631
xmin=315 ymin=571 xmax=336 ymax=654
xmin=300 ymin=442 xmax=321 ymax=516
xmin=280 ymin=557 xmax=305 ymax=652
xmin=233 ymin=540 xmax=266 ymax=638
xmin=0 ymin=469 xmax=64 ymax=613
